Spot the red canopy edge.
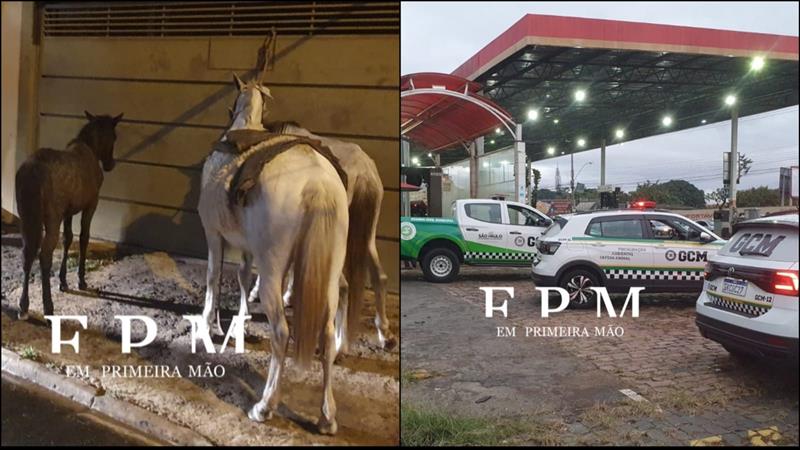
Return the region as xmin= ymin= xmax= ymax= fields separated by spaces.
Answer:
xmin=453 ymin=14 xmax=800 ymax=81
xmin=401 ymin=72 xmax=516 ymax=152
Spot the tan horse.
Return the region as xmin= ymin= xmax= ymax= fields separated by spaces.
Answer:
xmin=253 ymin=122 xmax=396 ymax=351
xmin=197 ymin=74 xmax=349 ymax=434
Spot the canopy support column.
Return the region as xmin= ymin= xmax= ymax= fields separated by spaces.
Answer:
xmin=469 ymin=137 xmax=484 ymax=197
xmin=401 ymin=139 xmax=410 ymax=216
xmin=514 ymin=124 xmax=525 ymax=203
xmin=600 ymin=138 xmax=606 ymax=186
xmin=729 ymin=103 xmax=739 ymax=227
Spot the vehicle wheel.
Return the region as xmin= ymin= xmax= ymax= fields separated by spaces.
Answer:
xmin=559 ymin=268 xmax=601 ymax=309
xmin=420 ymin=248 xmax=460 ymax=283
xmin=722 ymin=345 xmax=757 ymax=364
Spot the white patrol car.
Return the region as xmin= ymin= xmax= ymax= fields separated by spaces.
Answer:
xmin=696 ymin=213 xmax=798 ymax=363
xmin=530 ymin=207 xmax=726 ymax=307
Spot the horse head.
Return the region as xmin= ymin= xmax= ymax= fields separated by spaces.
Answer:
xmin=230 ymin=73 xmax=272 ymax=130
xmin=83 ymin=110 xmax=123 ymax=171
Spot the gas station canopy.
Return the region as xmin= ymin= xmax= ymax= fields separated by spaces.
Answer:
xmin=401 ymin=72 xmax=515 ymax=151
xmin=414 ymin=14 xmax=799 ymax=165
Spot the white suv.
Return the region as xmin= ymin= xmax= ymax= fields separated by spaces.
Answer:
xmin=531 ymin=209 xmax=725 ymax=307
xmin=696 ymin=213 xmax=799 ymax=362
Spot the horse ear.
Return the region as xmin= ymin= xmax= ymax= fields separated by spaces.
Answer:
xmin=257 ymin=85 xmax=273 ymax=99
xmin=84 ymin=110 xmax=95 ymax=121
xmin=112 ymin=113 xmax=124 ymax=125
xmin=233 ymin=73 xmax=245 ymax=91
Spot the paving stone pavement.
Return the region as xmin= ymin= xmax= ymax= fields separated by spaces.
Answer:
xmin=405 ymin=265 xmax=799 ymax=446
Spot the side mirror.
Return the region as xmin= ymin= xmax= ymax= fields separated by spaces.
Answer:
xmin=700 ymin=232 xmax=714 ymax=243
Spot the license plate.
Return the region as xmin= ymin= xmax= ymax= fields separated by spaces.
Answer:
xmin=721 ymin=277 xmax=748 ymax=297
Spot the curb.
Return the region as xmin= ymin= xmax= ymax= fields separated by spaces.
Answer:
xmin=1 ymin=348 xmax=212 ymax=446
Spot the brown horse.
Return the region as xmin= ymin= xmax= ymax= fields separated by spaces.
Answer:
xmin=14 ymin=111 xmax=122 ymax=320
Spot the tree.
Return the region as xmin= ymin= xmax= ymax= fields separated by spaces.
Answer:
xmin=737 ymin=153 xmax=752 ymax=184
xmin=630 ymin=180 xmax=706 ymax=208
xmin=737 ymin=186 xmax=780 ymax=207
xmin=706 ymin=187 xmax=730 ymax=210
xmin=537 ymin=188 xmax=568 ymax=201
xmin=529 ymin=168 xmax=542 ymax=207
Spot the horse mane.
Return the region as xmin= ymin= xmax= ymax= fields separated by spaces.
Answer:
xmin=264 ymin=120 xmax=301 ymax=133
xmin=67 ymin=120 xmax=100 ymax=152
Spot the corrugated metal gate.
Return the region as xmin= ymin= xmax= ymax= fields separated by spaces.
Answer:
xmin=36 ymin=1 xmax=400 ymax=290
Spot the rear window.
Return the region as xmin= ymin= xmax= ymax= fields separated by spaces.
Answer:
xmin=587 ymin=219 xmax=644 ymax=239
xmin=543 ymin=216 xmax=568 ymax=237
xmin=464 ymin=203 xmax=502 ymax=224
xmin=718 ymin=226 xmax=798 ymax=262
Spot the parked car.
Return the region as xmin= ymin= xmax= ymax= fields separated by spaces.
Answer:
xmin=401 ymin=199 xmax=552 ymax=282
xmin=696 ymin=213 xmax=798 ymax=363
xmin=695 ymin=219 xmax=714 ymax=229
xmin=531 ymin=206 xmax=725 ymax=308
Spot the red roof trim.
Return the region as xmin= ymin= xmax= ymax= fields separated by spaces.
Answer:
xmin=453 ymin=14 xmax=799 ymax=80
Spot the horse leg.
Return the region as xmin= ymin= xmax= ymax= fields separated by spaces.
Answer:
xmin=201 ymin=231 xmax=224 ymax=336
xmin=368 ymin=240 xmax=395 ymax=350
xmin=59 ymin=214 xmax=73 ymax=291
xmin=39 ymin=217 xmax=60 ymax=316
xmin=248 ymin=275 xmax=260 ymax=303
xmin=334 ymin=274 xmax=349 ymax=355
xmin=318 ymin=297 xmax=338 ymax=435
xmin=248 ymin=272 xmax=287 ymax=422
xmin=281 ymin=270 xmax=293 ymax=307
xmin=18 ymin=234 xmax=39 ymax=321
xmin=247 ymin=271 xmax=290 ymax=308
xmin=77 ymin=203 xmax=97 ymax=290
xmin=237 ymin=251 xmax=252 ymax=317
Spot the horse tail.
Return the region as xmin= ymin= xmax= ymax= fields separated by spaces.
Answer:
xmin=15 ymin=162 xmax=45 ymax=260
xmin=290 ymin=181 xmax=340 ymax=368
xmin=344 ymin=177 xmax=379 ymax=342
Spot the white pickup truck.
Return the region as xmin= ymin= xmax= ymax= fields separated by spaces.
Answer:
xmin=400 ymin=199 xmax=553 ymax=282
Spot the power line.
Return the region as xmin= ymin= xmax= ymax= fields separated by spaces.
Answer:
xmin=538 ymin=166 xmax=790 ymax=191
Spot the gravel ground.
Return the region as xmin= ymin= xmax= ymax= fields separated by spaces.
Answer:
xmin=1 ymin=231 xmax=399 ymax=445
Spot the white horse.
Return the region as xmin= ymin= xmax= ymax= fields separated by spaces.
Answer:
xmin=244 ymin=122 xmax=396 ymax=351
xmin=197 ymin=74 xmax=349 ymax=434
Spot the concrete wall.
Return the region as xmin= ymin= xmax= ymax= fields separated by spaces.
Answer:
xmin=1 ymin=1 xmax=37 ymax=218
xmin=20 ymin=11 xmax=399 ymax=290
xmin=1 ymin=2 xmax=22 ymax=216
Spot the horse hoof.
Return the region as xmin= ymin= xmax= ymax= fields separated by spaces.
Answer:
xmin=78 ymin=282 xmax=88 ymax=290
xmin=59 ymin=282 xmax=68 ymax=292
xmin=383 ymin=335 xmax=397 ymax=351
xmin=247 ymin=404 xmax=271 ymax=422
xmin=17 ymin=311 xmax=29 ymax=321
xmin=318 ymin=417 xmax=338 ymax=435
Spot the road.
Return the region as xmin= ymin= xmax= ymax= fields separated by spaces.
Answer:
xmin=2 ymin=373 xmax=159 ymax=446
xmin=401 ymin=265 xmax=799 ymax=446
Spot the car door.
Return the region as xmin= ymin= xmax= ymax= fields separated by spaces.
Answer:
xmin=459 ymin=202 xmax=506 ymax=261
xmin=504 ymin=203 xmax=552 ymax=253
xmin=645 ymin=214 xmax=718 ymax=290
xmin=583 ymin=215 xmax=654 ymax=288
